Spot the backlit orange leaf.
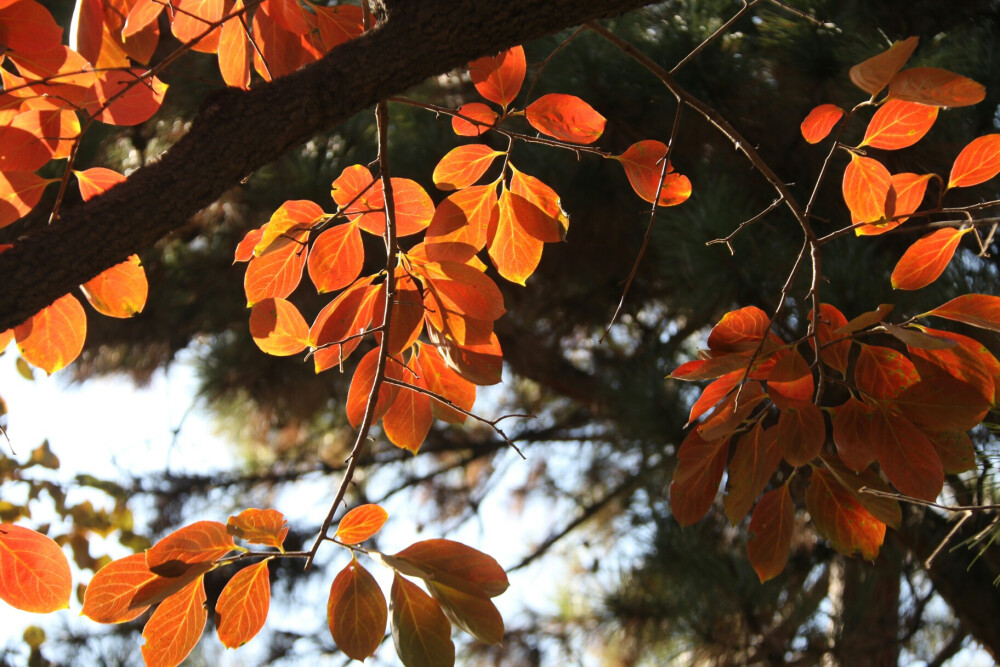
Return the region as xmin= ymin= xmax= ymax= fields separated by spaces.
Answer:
xmin=525 ymin=93 xmax=606 ymax=144
xmin=170 ymin=0 xmax=224 ymax=49
xmin=0 ymin=170 xmax=54 ymax=228
xmin=243 ymin=230 xmax=308 ymax=306
xmin=427 ymin=328 xmax=502 ymax=385
xmin=251 ymin=1 xmax=313 ymax=79
xmin=14 ymin=293 xmax=86 ymax=374
xmin=890 ymin=227 xmax=970 ymax=290
xmin=419 ymin=261 xmax=505 ymax=322
xmin=831 ymin=397 xmax=876 ymax=472
xmin=0 ymin=126 xmax=51 ymax=171
xmin=688 ymin=370 xmax=741 ymax=425
xmin=490 ymin=187 xmax=544 ymax=284
xmin=309 ymin=278 xmax=378 ymax=372
xmin=17 ymin=108 xmax=79 ymax=159
xmin=765 ymin=349 xmax=814 ymax=406
xmin=249 ymin=297 xmax=309 ymax=356
xmin=307 ymin=223 xmax=363 ymax=293
xmin=908 ymin=325 xmax=1000 ymax=406
xmin=806 ymin=468 xmax=885 ymax=559
xmin=345 ymin=348 xmax=403 ymax=427
xmin=888 ymin=67 xmax=985 ymax=108
xmin=870 ymin=406 xmax=943 ymax=501
xmin=123 ymin=0 xmax=164 ymax=39
xmin=842 ymin=153 xmax=890 ymax=223
xmin=81 ymin=254 xmax=148 ymax=318
xmin=854 ymin=344 xmax=918 ymax=400
xmin=669 ymin=429 xmax=729 ymax=527
xmin=849 ymin=36 xmax=918 ymax=96
xmin=697 ymin=381 xmax=765 ymax=441
xmin=146 ymin=521 xmax=235 ymax=577
xmin=452 ymin=102 xmax=497 ymax=137
xmin=747 ymin=486 xmax=793 ymax=582
xmin=707 ymin=306 xmax=770 ymax=354
xmin=821 ymin=456 xmax=902 ymax=529
xmin=266 ymin=0 xmax=311 ymax=34
xmin=390 ymin=573 xmax=455 ymax=667
xmin=75 ymin=167 xmax=126 ymax=201
xmin=0 ymin=0 xmax=62 ymax=55
xmin=777 ymin=400 xmax=825 ymax=467
xmin=256 ymin=200 xmax=325 ymax=256
xmin=332 ymin=165 xmax=433 ymax=237
xmin=415 ymin=342 xmax=476 ymax=423
xmin=0 ymin=329 xmax=12 ymax=351
xmin=234 ymin=226 xmax=264 ymax=263
xmin=370 ymin=274 xmax=425 ymax=354
xmin=428 ymin=580 xmax=503 ymax=645
xmin=426 ymin=185 xmax=498 ymax=251
xmin=215 ymin=559 xmax=271 ymax=649
xmin=860 ymin=99 xmax=937 ymax=150
xmin=812 ymin=303 xmax=851 ymax=375
xmin=0 ymin=524 xmax=71 ymax=613
xmin=336 ymin=504 xmax=388 ymax=545
xmin=947 ymin=134 xmax=1000 ymax=189
xmin=140 ymin=576 xmax=207 ymax=667
xmin=895 ymin=376 xmax=990 ymax=432
xmin=433 ymin=144 xmax=502 ymax=191
xmin=86 ymin=70 xmax=168 ymax=126
xmin=509 ymin=166 xmax=567 ymax=241
xmin=670 ymin=354 xmax=758 ymax=382
xmin=617 ymin=140 xmax=692 ymax=206
xmin=383 ymin=378 xmax=433 ymax=453
xmin=924 ymin=294 xmax=1000 ymax=333
xmin=469 ymin=46 xmax=525 ymax=108
xmin=309 ymin=2 xmax=364 ymax=52
xmin=724 ymin=422 xmax=781 ymax=525
xmin=219 ymin=0 xmax=251 ymax=89
xmin=393 ymin=539 xmax=508 ymax=598
xmin=800 ymin=104 xmax=844 ymax=143
xmin=226 ymin=509 xmax=289 ymax=550
xmin=857 ymin=172 xmax=932 ymax=235
xmin=328 ymin=558 xmax=387 ymax=661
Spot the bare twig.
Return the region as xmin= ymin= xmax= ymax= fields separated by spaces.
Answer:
xmin=671 ymin=0 xmax=761 ymax=74
xmin=706 ymin=196 xmax=784 ymax=254
xmin=524 ymin=26 xmax=587 ymax=101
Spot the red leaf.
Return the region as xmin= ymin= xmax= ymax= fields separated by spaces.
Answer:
xmin=390 ymin=574 xmax=455 ymax=667
xmin=489 ymin=187 xmax=544 ymax=285
xmin=776 ymin=400 xmax=825 ymax=467
xmin=948 ymin=134 xmax=1000 ymax=189
xmin=219 ymin=0 xmax=251 ymax=89
xmin=870 ymin=406 xmax=943 ymax=501
xmin=888 ymin=67 xmax=985 ymax=108
xmin=426 ymin=185 xmax=498 ymax=252
xmin=924 ymin=293 xmax=1000 ymax=333
xmin=908 ymin=325 xmax=1000 ymax=406
xmin=328 ymin=558 xmax=387 ymax=661
xmin=0 ymin=171 xmax=54 ymax=228
xmin=428 ymin=580 xmax=503 ymax=645
xmin=688 ymin=370 xmax=742 ymax=425
xmin=697 ymin=381 xmax=765 ymax=441
xmin=894 ymin=376 xmax=990 ymax=432
xmin=617 ymin=140 xmax=692 ymax=207
xmin=249 ymin=297 xmax=308 ymax=356
xmin=243 ymin=230 xmax=308 ymax=306
xmin=707 ymin=306 xmax=770 ymax=354
xmin=831 ymin=397 xmax=876 ymax=472
xmin=140 ymin=576 xmax=207 ymax=667
xmin=415 ymin=342 xmax=476 ymax=423
xmin=345 ymin=348 xmax=402 ymax=427
xmin=432 ymin=144 xmax=503 ymax=191
xmin=860 ymin=99 xmax=937 ymax=150
xmin=724 ymin=422 xmax=781 ymax=525
xmin=747 ymin=486 xmax=793 ymax=582
xmin=85 ymin=70 xmax=168 ymax=126
xmin=226 ymin=509 xmax=289 ymax=550
xmin=452 ymin=102 xmax=497 ymax=137
xmin=525 ymin=93 xmax=606 ymax=144
xmin=393 ymin=539 xmax=508 ymax=598
xmin=812 ymin=303 xmax=851 ymax=375
xmin=0 ymin=524 xmax=70 ymax=613
xmin=336 ymin=504 xmax=389 ymax=545
xmin=806 ymin=468 xmax=885 ymax=559
xmin=307 ymin=223 xmax=363 ymax=293
xmin=800 ymin=104 xmax=844 ymax=144
xmin=669 ymin=429 xmax=730 ymax=526
xmin=74 ymin=167 xmax=126 ymax=201
xmin=822 ymin=456 xmax=902 ymax=529
xmin=215 ymin=560 xmax=271 ymax=649
xmin=766 ymin=349 xmax=814 ymax=407
xmin=81 ymin=254 xmax=148 ymax=318
xmin=383 ymin=378 xmax=433 ymax=453
xmin=890 ymin=227 xmax=970 ymax=290
xmin=849 ymin=36 xmax=918 ymax=96
xmin=14 ymin=293 xmax=86 ymax=374
xmin=842 ymin=153 xmax=891 ymax=223
xmin=857 ymin=172 xmax=932 ymax=235
xmin=468 ymin=46 xmax=525 ymax=108
xmin=146 ymin=521 xmax=235 ymax=577
xmin=854 ymin=344 xmax=919 ymax=400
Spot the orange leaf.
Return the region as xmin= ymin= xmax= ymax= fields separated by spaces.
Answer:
xmin=617 ymin=140 xmax=692 ymax=206
xmin=427 ymin=328 xmax=502 ymax=386
xmin=489 ymin=187 xmax=543 ymax=285
xmin=821 ymin=456 xmax=902 ymax=529
xmin=842 ymin=153 xmax=890 ymax=223
xmin=0 ymin=125 xmax=52 ymax=171
xmin=390 ymin=573 xmax=455 ymax=667
xmin=226 ymin=509 xmax=289 ymax=550
xmin=468 ymin=46 xmax=525 ymax=108
xmin=765 ymin=350 xmax=814 ymax=406
xmin=14 ymin=293 xmax=86 ymax=374
xmin=332 ymin=166 xmax=433 ymax=237
xmin=393 ymin=539 xmax=508 ymax=598
xmin=309 ymin=278 xmax=378 ymax=372
xmin=525 ymin=93 xmax=606 ymax=144
xmin=688 ymin=370 xmax=741 ymax=425
xmin=249 ymin=297 xmax=309 ymax=356
xmin=140 ymin=576 xmax=207 ymax=667
xmin=371 ymin=274 xmax=424 ymax=355
xmin=215 ymin=559 xmax=271 ymax=649
xmin=806 ymin=468 xmax=885 ymax=559
xmin=800 ymin=104 xmax=844 ymax=144
xmin=908 ymin=325 xmax=1000 ymax=406
xmin=854 ymin=344 xmax=919 ymax=400
xmin=870 ymin=406 xmax=943 ymax=501
xmin=419 ymin=261 xmax=505 ymax=322
xmin=812 ymin=303 xmax=851 ymax=375
xmin=724 ymin=422 xmax=781 ymax=525
xmin=697 ymin=381 xmax=765 ymax=441
xmin=219 ymin=0 xmax=251 ymax=89
xmin=776 ymin=400 xmax=825 ymax=467
xmin=857 ymin=172 xmax=932 ymax=235
xmin=415 ymin=342 xmax=476 ymax=423
xmin=452 ymin=102 xmax=497 ymax=137
xmin=831 ymin=397 xmax=876 ymax=472
xmin=0 ymin=171 xmax=54 ymax=228
xmin=243 ymin=230 xmax=308 ymax=306
xmin=707 ymin=306 xmax=770 ymax=354
xmin=849 ymin=36 xmax=918 ymax=96
xmin=234 ymin=226 xmax=265 ymax=263
xmin=309 ymin=3 xmax=364 ymax=52
xmin=894 ymin=376 xmax=990 ymax=432
xmin=670 ymin=354 xmax=755 ymax=382
xmin=924 ymin=294 xmax=1000 ymax=334
xmin=860 ymin=99 xmax=937 ymax=150
xmin=74 ymin=167 xmax=126 ymax=201
xmin=336 ymin=504 xmax=389 ymax=545
xmin=81 ymin=254 xmax=148 ymax=318
xmin=0 ymin=328 xmax=12 ymax=351
xmin=251 ymin=1 xmax=315 ymax=79
xmin=432 ymin=144 xmax=502 ymax=191
xmin=948 ymin=134 xmax=1000 ymax=189
xmin=669 ymin=429 xmax=729 ymax=527
xmin=328 ymin=558 xmax=387 ymax=661
xmin=383 ymin=377 xmax=433 ymax=453
xmin=146 ymin=521 xmax=235 ymax=577
xmin=345 ymin=348 xmax=402 ymax=427
xmin=747 ymin=486 xmax=793 ymax=582
xmin=426 ymin=184 xmax=498 ymax=251
xmin=123 ymin=0 xmax=164 ymax=39
xmin=307 ymin=223 xmax=363 ymax=293
xmin=255 ymin=200 xmax=325 ymax=256
xmin=890 ymin=227 xmax=970 ymax=290
xmin=509 ymin=166 xmax=568 ymax=241
xmin=12 ymin=108 xmax=79 ymax=160
xmin=427 ymin=580 xmax=503 ymax=645
xmin=0 ymin=524 xmax=71 ymax=613
xmin=888 ymin=67 xmax=985 ymax=108
xmin=85 ymin=70 xmax=168 ymax=126
xmin=0 ymin=0 xmax=64 ymax=54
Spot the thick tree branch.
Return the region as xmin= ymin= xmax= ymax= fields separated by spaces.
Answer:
xmin=0 ymin=0 xmax=649 ymax=331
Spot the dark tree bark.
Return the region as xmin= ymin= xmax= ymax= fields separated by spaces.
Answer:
xmin=0 ymin=0 xmax=648 ymax=331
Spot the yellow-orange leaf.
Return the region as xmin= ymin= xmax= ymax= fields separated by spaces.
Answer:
xmin=617 ymin=141 xmax=692 ymax=207
xmin=888 ymin=67 xmax=986 ymax=108
xmin=800 ymin=104 xmax=844 ymax=144
xmin=226 ymin=509 xmax=289 ymax=550
xmin=328 ymin=558 xmax=387 ymax=661
xmin=249 ymin=297 xmax=309 ymax=356
xmin=146 ymin=521 xmax=235 ymax=577
xmin=891 ymin=227 xmax=970 ymax=290
xmin=849 ymin=36 xmax=918 ymax=96
xmin=452 ymin=102 xmax=497 ymax=137
xmin=415 ymin=342 xmax=476 ymax=423
xmin=468 ymin=46 xmax=525 ymax=108
xmin=860 ymin=99 xmax=937 ymax=150
xmin=747 ymin=486 xmax=793 ymax=582
xmin=255 ymin=200 xmax=325 ymax=256
xmin=390 ymin=573 xmax=455 ymax=667
xmin=948 ymin=134 xmax=1000 ymax=189
xmin=426 ymin=185 xmax=498 ymax=251
xmin=842 ymin=154 xmax=890 ymax=223
xmin=74 ymin=167 xmax=126 ymax=201
xmin=219 ymin=0 xmax=250 ymax=89
xmin=243 ymin=230 xmax=308 ymax=306
xmin=81 ymin=254 xmax=148 ymax=318
xmin=0 ymin=524 xmax=71 ymax=613
xmin=336 ymin=504 xmax=389 ymax=545
xmin=806 ymin=468 xmax=885 ymax=559
xmin=669 ymin=429 xmax=729 ymax=526
xmin=140 ymin=576 xmax=207 ymax=667
xmin=345 ymin=348 xmax=402 ymax=426
xmin=525 ymin=93 xmax=606 ymax=144
xmin=433 ymin=144 xmax=502 ymax=191
xmin=857 ymin=172 xmax=932 ymax=235
xmin=490 ymin=187 xmax=543 ymax=285
xmin=383 ymin=379 xmax=433 ymax=453
xmin=215 ymin=559 xmax=271 ymax=649
xmin=14 ymin=293 xmax=86 ymax=374
xmin=0 ymin=171 xmax=54 ymax=228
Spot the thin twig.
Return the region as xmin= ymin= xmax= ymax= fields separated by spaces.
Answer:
xmin=706 ymin=196 xmax=784 ymax=254
xmin=524 ymin=26 xmax=587 ymax=101
xmin=765 ymin=0 xmax=828 ymax=26
xmin=858 ymin=486 xmax=1000 ymax=512
xmin=671 ymin=0 xmax=761 ymax=74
